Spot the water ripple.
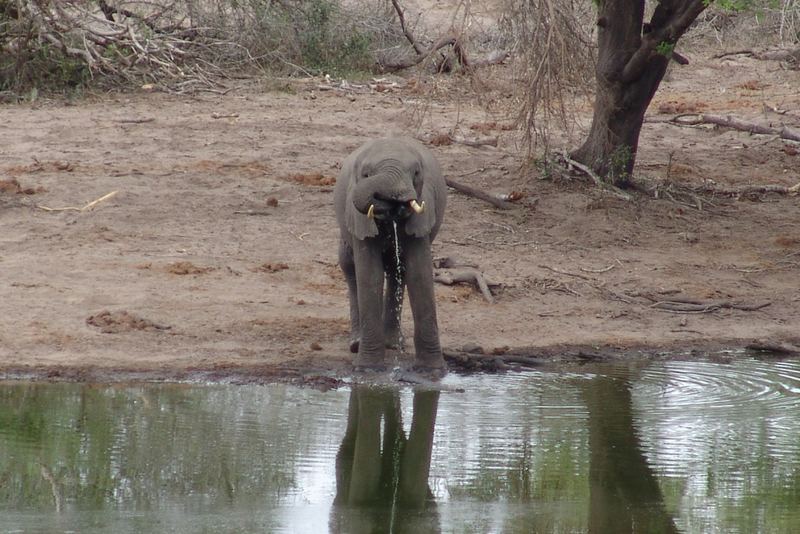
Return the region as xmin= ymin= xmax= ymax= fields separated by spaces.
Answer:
xmin=632 ymin=358 xmax=800 ymax=480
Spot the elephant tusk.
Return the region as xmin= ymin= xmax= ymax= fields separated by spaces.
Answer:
xmin=409 ymin=200 xmax=425 ymax=214
xmin=367 ymin=204 xmax=375 ymax=219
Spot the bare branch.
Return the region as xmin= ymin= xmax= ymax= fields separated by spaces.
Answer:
xmin=390 ymin=0 xmax=424 ymax=55
xmin=621 ymin=0 xmax=707 ymax=83
xmin=560 ymin=153 xmax=633 ymax=201
xmin=670 ymin=113 xmax=800 ymax=143
xmin=378 ymin=33 xmax=464 ymax=72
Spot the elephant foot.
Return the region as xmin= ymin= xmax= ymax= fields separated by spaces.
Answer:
xmin=409 ymin=363 xmax=447 ymax=380
xmin=353 ymin=363 xmax=389 ymax=374
xmin=413 ymin=352 xmax=446 ymax=375
xmin=353 ymin=350 xmax=386 ymax=371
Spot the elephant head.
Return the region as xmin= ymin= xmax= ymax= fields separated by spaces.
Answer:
xmin=337 ymin=138 xmax=442 ymax=241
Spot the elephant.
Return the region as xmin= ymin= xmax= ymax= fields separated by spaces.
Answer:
xmin=334 ymin=137 xmax=447 ymax=371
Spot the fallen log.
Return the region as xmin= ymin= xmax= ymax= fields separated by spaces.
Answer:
xmin=445 ymin=177 xmax=516 ymax=210
xmin=745 ymin=340 xmax=800 ymax=356
xmin=418 ymin=132 xmax=498 ymax=148
xmin=671 ymin=113 xmax=800 ymax=143
xmin=649 ymin=299 xmax=771 ymax=314
xmin=443 ymin=349 xmax=547 ymax=372
xmin=694 ymin=182 xmax=800 ymax=197
xmin=435 ymin=267 xmax=497 ymax=303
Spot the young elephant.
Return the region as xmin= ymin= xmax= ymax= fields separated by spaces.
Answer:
xmin=334 ymin=137 xmax=447 ymax=370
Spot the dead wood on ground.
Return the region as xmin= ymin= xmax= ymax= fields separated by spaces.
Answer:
xmin=37 ymin=191 xmax=118 ymax=212
xmin=444 ymin=177 xmax=516 ymax=210
xmin=383 ymin=0 xmax=506 ymax=73
xmin=670 ymin=113 xmax=800 ymax=143
xmin=649 ymin=299 xmax=772 ymax=314
xmin=713 ymin=48 xmax=800 ymax=65
xmin=444 ymin=349 xmax=548 ymax=372
xmin=745 ymin=340 xmax=800 ymax=356
xmin=558 ymin=154 xmax=633 ymax=201
xmin=434 ymin=257 xmax=500 ymax=303
xmin=419 ymin=132 xmax=498 ymax=148
xmin=16 ymin=0 xmax=227 ymax=92
xmin=694 ymin=182 xmax=800 ymax=197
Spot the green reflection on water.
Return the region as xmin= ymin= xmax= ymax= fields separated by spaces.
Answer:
xmin=1 ymin=358 xmax=799 ymax=533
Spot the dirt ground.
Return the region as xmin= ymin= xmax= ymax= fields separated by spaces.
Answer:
xmin=1 ymin=44 xmax=799 ymax=382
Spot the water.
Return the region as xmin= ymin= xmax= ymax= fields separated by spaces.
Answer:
xmin=1 ymin=357 xmax=799 ymax=533
xmin=389 ymin=220 xmax=404 ymax=352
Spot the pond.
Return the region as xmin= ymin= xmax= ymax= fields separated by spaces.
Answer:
xmin=1 ymin=356 xmax=799 ymax=533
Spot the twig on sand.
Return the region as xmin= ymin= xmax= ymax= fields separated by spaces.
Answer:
xmin=694 ymin=181 xmax=800 ymax=197
xmin=539 ymin=264 xmax=593 ymax=280
xmin=419 ymin=132 xmax=499 ymax=148
xmin=649 ymin=299 xmax=771 ymax=314
xmin=37 ymin=191 xmax=118 ymax=212
xmin=234 ymin=210 xmax=272 ymax=216
xmin=580 ymin=263 xmax=616 ymax=273
xmin=560 ymin=153 xmax=633 ymax=201
xmin=114 ymin=117 xmax=155 ymax=124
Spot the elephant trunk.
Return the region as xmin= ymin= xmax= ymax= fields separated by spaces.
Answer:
xmin=352 ymin=165 xmax=417 ymax=215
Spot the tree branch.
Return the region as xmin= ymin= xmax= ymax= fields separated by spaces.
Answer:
xmin=670 ymin=113 xmax=800 ymax=142
xmin=621 ymin=0 xmax=707 ymax=83
xmin=390 ymin=0 xmax=424 ymax=55
xmin=379 ymin=33 xmax=463 ymax=72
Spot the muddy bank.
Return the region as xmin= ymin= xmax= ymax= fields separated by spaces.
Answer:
xmin=2 ymin=339 xmax=797 ymax=389
xmin=1 ymin=53 xmax=799 ymax=380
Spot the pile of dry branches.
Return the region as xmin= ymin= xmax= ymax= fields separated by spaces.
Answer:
xmin=5 ymin=0 xmax=228 ymax=91
xmin=2 ymin=0 xmax=511 ymax=92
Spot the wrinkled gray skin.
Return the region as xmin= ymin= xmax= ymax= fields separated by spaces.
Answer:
xmin=334 ymin=137 xmax=447 ymax=370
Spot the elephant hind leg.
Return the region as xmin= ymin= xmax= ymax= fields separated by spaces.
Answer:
xmin=339 ymin=240 xmax=360 ymax=353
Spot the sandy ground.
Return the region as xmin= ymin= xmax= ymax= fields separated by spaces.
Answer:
xmin=1 ymin=47 xmax=799 ymax=382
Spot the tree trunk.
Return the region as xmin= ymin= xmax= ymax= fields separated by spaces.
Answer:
xmin=571 ymin=0 xmax=707 ymax=186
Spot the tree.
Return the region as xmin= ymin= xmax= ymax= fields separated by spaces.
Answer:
xmin=516 ymin=0 xmax=710 ymax=186
xmin=570 ymin=0 xmax=708 ymax=185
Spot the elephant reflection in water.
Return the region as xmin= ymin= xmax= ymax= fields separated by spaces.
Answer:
xmin=582 ymin=372 xmax=678 ymax=534
xmin=330 ymin=387 xmax=440 ymax=534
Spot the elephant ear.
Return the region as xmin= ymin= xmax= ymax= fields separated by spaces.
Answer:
xmin=404 ymin=161 xmax=440 ymax=238
xmin=344 ymin=158 xmax=379 ymax=241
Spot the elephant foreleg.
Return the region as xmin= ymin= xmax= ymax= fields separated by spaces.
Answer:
xmin=403 ymin=237 xmax=444 ymax=369
xmin=339 ymin=241 xmax=360 ymax=353
xmin=352 ymin=238 xmax=387 ymax=368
